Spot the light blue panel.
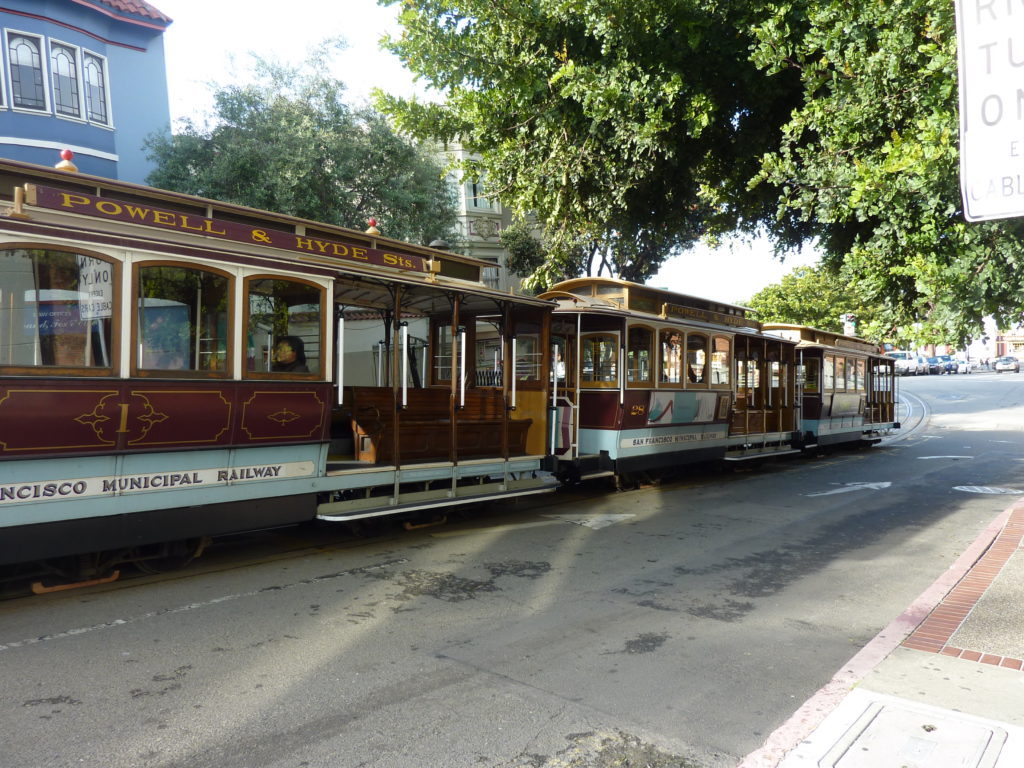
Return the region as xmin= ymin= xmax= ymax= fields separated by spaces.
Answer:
xmin=0 ymin=444 xmax=324 ymax=527
xmin=615 ymin=425 xmax=729 ymax=457
xmin=578 ymin=428 xmax=620 ymax=459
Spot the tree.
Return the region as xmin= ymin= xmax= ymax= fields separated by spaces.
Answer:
xmin=748 ymin=1 xmax=1024 ymax=347
xmin=746 ymin=264 xmax=906 ymax=345
xmin=145 ymin=46 xmax=458 ymax=246
xmin=381 ymin=1 xmax=1024 ymax=346
xmin=378 ymin=1 xmax=804 ymax=287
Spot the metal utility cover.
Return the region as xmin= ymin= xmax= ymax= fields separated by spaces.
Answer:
xmin=819 ymin=701 xmax=1006 ymax=768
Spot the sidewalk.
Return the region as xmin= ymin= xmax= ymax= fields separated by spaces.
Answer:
xmin=741 ymin=501 xmax=1024 ymax=768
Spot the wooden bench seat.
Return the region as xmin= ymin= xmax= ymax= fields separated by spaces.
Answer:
xmin=343 ymin=386 xmax=532 ymax=464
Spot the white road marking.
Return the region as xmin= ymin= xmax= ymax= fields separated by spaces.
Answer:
xmin=806 ymin=482 xmax=892 ymax=497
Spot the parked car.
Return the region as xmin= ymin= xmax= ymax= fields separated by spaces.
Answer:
xmin=886 ymin=351 xmax=920 ymax=376
xmin=925 ymin=356 xmax=944 ymax=374
xmin=934 ymin=354 xmax=957 ymax=373
xmin=994 ymin=356 xmax=1020 ymax=373
xmin=955 ymin=359 xmax=973 ymax=374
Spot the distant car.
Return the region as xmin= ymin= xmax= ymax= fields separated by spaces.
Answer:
xmin=925 ymin=356 xmax=944 ymax=374
xmin=886 ymin=351 xmax=920 ymax=376
xmin=994 ymin=356 xmax=1020 ymax=373
xmin=934 ymin=354 xmax=957 ymax=373
xmin=955 ymin=359 xmax=972 ymax=374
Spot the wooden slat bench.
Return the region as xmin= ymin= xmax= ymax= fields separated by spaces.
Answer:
xmin=344 ymin=386 xmax=531 ymax=464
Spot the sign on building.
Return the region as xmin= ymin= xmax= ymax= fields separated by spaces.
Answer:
xmin=956 ymin=1 xmax=1024 ymax=220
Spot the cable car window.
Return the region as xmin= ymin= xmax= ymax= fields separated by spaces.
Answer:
xmin=581 ymin=333 xmax=618 ymax=386
xmin=627 ymin=326 xmax=652 ymax=385
xmin=835 ymin=356 xmax=847 ymax=390
xmin=432 ymin=322 xmax=452 ymax=383
xmin=0 ymin=248 xmax=115 ymax=372
xmin=137 ymin=264 xmax=230 ymax=374
xmin=855 ymin=359 xmax=866 ymax=391
xmin=686 ymin=333 xmax=708 ymax=384
xmin=246 ymin=278 xmax=321 ymax=375
xmin=803 ymin=359 xmax=820 ymax=393
xmin=823 ymin=355 xmax=835 ymax=390
xmin=550 ymin=334 xmax=570 ymax=385
xmin=475 ymin=317 xmax=502 ymax=387
xmin=515 ymin=333 xmax=541 ymax=381
xmin=711 ymin=335 xmax=731 ymax=386
xmin=659 ymin=328 xmax=683 ymax=385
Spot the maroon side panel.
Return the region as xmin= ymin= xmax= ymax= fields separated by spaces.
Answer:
xmin=578 ymin=390 xmax=621 ymax=429
xmin=238 ymin=389 xmax=327 ymax=442
xmin=0 ymin=378 xmax=332 ymax=459
xmin=128 ymin=389 xmax=233 ymax=447
xmin=0 ymin=387 xmax=119 ymax=453
xmin=619 ymin=390 xmax=651 ymax=429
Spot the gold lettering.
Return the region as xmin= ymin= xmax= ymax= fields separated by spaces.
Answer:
xmin=178 ymin=215 xmax=206 ymax=232
xmin=383 ymin=254 xmax=397 ymax=266
xmin=59 ymin=193 xmax=91 ymax=210
xmin=123 ymin=204 xmax=152 ymax=221
xmin=151 ymin=211 xmax=175 ymax=225
xmin=295 ymin=237 xmax=313 ymax=251
xmin=252 ymin=229 xmax=273 ymax=244
xmin=351 ymin=247 xmax=368 ymax=260
xmin=330 ymin=243 xmax=350 ymax=257
xmin=116 ymin=403 xmax=130 ymax=433
xmin=203 ymin=220 xmax=227 ymax=235
xmin=95 ymin=200 xmax=123 ymax=216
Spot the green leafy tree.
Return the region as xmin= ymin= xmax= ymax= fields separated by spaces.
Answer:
xmin=378 ymin=1 xmax=803 ymax=288
xmin=145 ymin=45 xmax=458 ymax=246
xmin=748 ymin=1 xmax=1024 ymax=346
xmin=381 ymin=0 xmax=1024 ymax=345
xmin=746 ymin=264 xmax=905 ymax=345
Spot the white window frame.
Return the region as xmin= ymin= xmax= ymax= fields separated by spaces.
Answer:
xmin=6 ymin=29 xmax=49 ymax=114
xmin=49 ymin=39 xmax=84 ymax=122
xmin=82 ymin=48 xmax=112 ymax=127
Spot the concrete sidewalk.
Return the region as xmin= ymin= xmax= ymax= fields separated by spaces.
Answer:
xmin=741 ymin=501 xmax=1024 ymax=768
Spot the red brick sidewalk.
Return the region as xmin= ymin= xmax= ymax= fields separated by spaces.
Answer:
xmin=902 ymin=505 xmax=1024 ymax=670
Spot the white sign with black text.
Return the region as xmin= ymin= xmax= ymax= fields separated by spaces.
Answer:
xmin=956 ymin=1 xmax=1024 ymax=220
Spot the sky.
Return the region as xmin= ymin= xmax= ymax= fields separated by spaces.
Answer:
xmin=153 ymin=0 xmax=817 ymax=304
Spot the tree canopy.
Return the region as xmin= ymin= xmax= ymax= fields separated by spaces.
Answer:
xmin=380 ymin=0 xmax=1024 ymax=346
xmin=378 ymin=1 xmax=804 ymax=285
xmin=145 ymin=47 xmax=458 ymax=246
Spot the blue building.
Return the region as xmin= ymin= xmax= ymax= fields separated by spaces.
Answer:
xmin=0 ymin=0 xmax=171 ymax=183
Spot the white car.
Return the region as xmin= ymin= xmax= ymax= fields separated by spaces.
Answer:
xmin=955 ymin=359 xmax=972 ymax=374
xmin=994 ymin=356 xmax=1020 ymax=373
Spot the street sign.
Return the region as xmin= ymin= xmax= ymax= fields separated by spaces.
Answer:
xmin=955 ymin=1 xmax=1024 ymax=220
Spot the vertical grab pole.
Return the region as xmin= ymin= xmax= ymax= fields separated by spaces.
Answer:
xmin=510 ymin=337 xmax=518 ymax=410
xmin=400 ymin=322 xmax=409 ymax=408
xmin=336 ymin=314 xmax=344 ymax=405
xmin=266 ymin=332 xmax=273 ymax=371
xmin=552 ymin=344 xmax=559 ymax=407
xmin=458 ymin=326 xmax=467 ymax=408
xmin=619 ymin=345 xmax=625 ymax=405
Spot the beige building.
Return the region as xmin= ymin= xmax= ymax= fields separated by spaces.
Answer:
xmin=445 ymin=144 xmax=523 ymax=293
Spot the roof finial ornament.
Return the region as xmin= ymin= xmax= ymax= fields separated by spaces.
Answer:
xmin=365 ymin=217 xmax=380 ymax=235
xmin=55 ymin=149 xmax=78 ymax=173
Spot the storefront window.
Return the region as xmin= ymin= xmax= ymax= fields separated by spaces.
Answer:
xmin=138 ymin=265 xmax=230 ymax=373
xmin=0 ymin=248 xmax=115 ymax=371
xmin=246 ymin=278 xmax=321 ymax=375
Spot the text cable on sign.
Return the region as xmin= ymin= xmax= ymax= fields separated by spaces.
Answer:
xmin=956 ymin=1 xmax=1024 ymax=220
